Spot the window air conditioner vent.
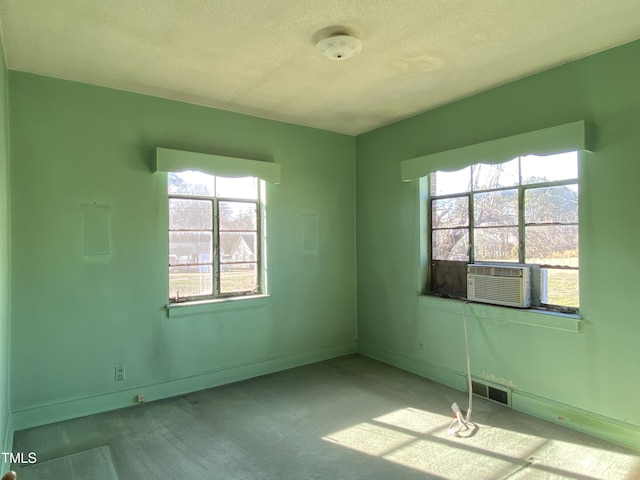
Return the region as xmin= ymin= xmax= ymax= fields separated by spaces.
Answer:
xmin=467 ymin=264 xmax=531 ymax=308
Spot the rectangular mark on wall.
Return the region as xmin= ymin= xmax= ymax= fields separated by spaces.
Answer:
xmin=83 ymin=204 xmax=111 ymax=256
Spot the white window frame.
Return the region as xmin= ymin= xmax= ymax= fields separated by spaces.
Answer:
xmin=428 ymin=156 xmax=579 ymax=311
xmin=153 ymin=147 xmax=281 ymax=307
xmin=399 ymin=121 xmax=593 ymax=315
xmin=168 ymin=181 xmax=262 ymax=303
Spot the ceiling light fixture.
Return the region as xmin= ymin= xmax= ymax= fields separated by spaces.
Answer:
xmin=316 ymin=34 xmax=362 ymax=61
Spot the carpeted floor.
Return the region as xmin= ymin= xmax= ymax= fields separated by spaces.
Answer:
xmin=12 ymin=446 xmax=118 ymax=480
xmin=10 ymin=354 xmax=640 ymax=479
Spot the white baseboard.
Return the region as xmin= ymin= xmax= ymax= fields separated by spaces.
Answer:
xmin=12 ymin=342 xmax=357 ymax=432
xmin=358 ymin=340 xmax=640 ymax=452
xmin=513 ymin=390 xmax=640 ymax=452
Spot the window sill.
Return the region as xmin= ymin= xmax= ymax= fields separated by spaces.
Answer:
xmin=166 ymin=294 xmax=270 ymax=318
xmin=417 ymin=295 xmax=581 ymax=333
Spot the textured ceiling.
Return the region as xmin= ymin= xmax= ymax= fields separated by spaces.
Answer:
xmin=1 ymin=1 xmax=639 ymax=135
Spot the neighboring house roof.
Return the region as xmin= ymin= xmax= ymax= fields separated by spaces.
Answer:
xmin=221 ymin=233 xmax=255 ymax=261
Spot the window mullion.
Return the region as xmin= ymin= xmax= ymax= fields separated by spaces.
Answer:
xmin=518 ymin=184 xmax=525 ymax=263
xmin=468 ymin=191 xmax=474 ymax=263
xmin=427 ymin=196 xmax=434 ymax=291
xmin=518 ymin=157 xmax=524 ymax=264
xmin=256 ymin=183 xmax=262 ymax=292
xmin=213 ymin=198 xmax=220 ymax=297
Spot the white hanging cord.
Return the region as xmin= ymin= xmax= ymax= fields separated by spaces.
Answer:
xmin=448 ymin=301 xmax=477 ymax=436
xmin=463 ymin=301 xmax=473 ymax=424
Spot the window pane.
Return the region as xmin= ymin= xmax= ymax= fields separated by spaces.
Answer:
xmin=521 ymin=151 xmax=578 ymax=184
xmin=474 ymin=227 xmax=519 ymax=262
xmin=432 ymin=229 xmax=469 ymax=261
xmin=216 ymin=176 xmax=258 ymax=200
xmin=169 ymin=231 xmax=212 ymax=265
xmin=169 ymin=266 xmax=213 ymax=298
xmin=432 ymin=197 xmax=468 ymax=228
xmin=474 ymin=189 xmax=518 ymax=227
xmin=472 ymin=159 xmax=519 ymax=190
xmin=525 ymin=225 xmax=578 ymax=267
xmin=219 ymin=201 xmax=258 ymax=230
xmin=220 ymin=232 xmax=257 ymax=263
xmin=220 ymin=263 xmax=258 ymax=294
xmin=168 ymin=171 xmax=215 ymax=196
xmin=541 ymin=268 xmax=579 ymax=308
xmin=169 ymin=199 xmax=212 ymax=230
xmin=525 ymin=185 xmax=578 ymax=224
xmin=430 ymin=167 xmax=471 ymax=196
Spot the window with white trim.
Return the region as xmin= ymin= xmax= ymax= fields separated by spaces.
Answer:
xmin=168 ymin=171 xmax=262 ymax=303
xmin=428 ymin=151 xmax=579 ymax=311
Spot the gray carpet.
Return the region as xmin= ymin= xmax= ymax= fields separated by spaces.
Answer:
xmin=11 ymin=355 xmax=640 ymax=479
xmin=12 ymin=446 xmax=118 ymax=480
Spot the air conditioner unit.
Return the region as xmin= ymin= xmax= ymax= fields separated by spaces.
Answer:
xmin=467 ymin=264 xmax=531 ymax=308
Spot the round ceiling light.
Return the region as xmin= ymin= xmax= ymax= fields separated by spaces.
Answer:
xmin=316 ymin=34 xmax=362 ymax=61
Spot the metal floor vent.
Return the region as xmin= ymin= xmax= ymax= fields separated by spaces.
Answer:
xmin=472 ymin=379 xmax=511 ymax=406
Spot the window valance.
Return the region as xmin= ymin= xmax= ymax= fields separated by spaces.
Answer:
xmin=400 ymin=120 xmax=593 ymax=182
xmin=153 ymin=147 xmax=281 ymax=184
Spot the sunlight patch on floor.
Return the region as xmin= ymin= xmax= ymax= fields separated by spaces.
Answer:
xmin=322 ymin=407 xmax=540 ymax=478
xmin=508 ymin=439 xmax=640 ymax=480
xmin=321 ymin=407 xmax=640 ymax=479
xmin=323 ymin=421 xmax=417 ymax=457
xmin=373 ymin=407 xmax=451 ymax=434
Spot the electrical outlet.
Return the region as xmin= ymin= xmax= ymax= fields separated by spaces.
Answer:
xmin=114 ymin=365 xmax=125 ymax=381
xmin=136 ymin=393 xmax=145 ymax=404
xmin=417 ymin=341 xmax=425 ymax=355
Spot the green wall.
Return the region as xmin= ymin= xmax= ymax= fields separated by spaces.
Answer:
xmin=356 ymin=39 xmax=640 ymax=449
xmin=9 ymin=72 xmax=356 ymax=428
xmin=0 ymin=35 xmax=11 ymax=459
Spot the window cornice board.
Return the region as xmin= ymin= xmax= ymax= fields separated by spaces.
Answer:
xmin=400 ymin=120 xmax=593 ymax=182
xmin=153 ymin=147 xmax=281 ymax=184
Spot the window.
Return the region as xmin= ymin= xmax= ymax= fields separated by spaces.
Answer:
xmin=168 ymin=171 xmax=262 ymax=303
xmin=429 ymin=151 xmax=579 ymax=311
